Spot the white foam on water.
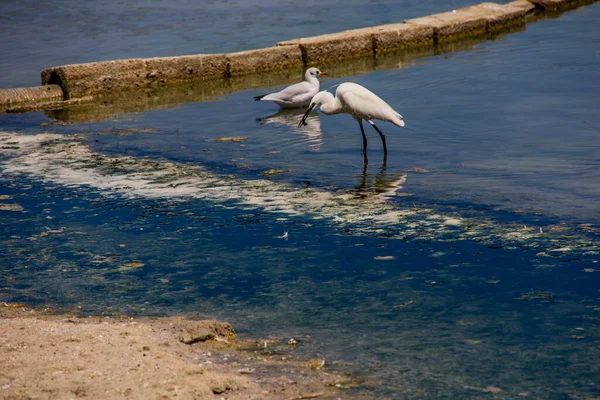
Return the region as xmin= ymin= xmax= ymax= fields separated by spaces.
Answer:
xmin=1 ymin=132 xmax=597 ymax=255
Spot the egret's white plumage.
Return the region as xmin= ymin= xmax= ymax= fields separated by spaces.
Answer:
xmin=254 ymin=67 xmax=327 ymax=109
xmin=298 ymin=82 xmax=404 ymax=158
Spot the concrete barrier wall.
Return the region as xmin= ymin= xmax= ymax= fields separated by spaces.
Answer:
xmin=276 ymin=27 xmax=377 ymax=63
xmin=371 ymin=24 xmax=435 ymax=55
xmin=529 ymin=0 xmax=596 ymax=10
xmin=227 ymin=46 xmax=304 ymax=76
xmin=40 ymin=47 xmax=305 ymax=99
xmin=0 ymin=85 xmax=63 ymax=106
xmin=41 ymin=55 xmax=229 ymax=99
xmin=39 ymin=0 xmax=537 ymax=99
xmin=405 ymin=0 xmax=534 ymax=42
xmin=0 ymin=0 xmax=595 ymax=108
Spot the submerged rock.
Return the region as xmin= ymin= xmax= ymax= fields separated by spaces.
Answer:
xmin=174 ymin=319 xmax=236 ymax=345
xmin=0 ymin=203 xmax=24 ymax=212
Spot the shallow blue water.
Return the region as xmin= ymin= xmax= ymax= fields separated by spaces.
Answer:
xmin=1 ymin=173 xmax=599 ymax=398
xmin=1 ymin=1 xmax=600 ymax=398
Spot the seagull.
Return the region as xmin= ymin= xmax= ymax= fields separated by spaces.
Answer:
xmin=254 ymin=67 xmax=327 ymax=109
xmin=298 ymin=82 xmax=404 ymax=158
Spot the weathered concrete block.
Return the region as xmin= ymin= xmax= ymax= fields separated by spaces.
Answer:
xmin=143 ymin=54 xmax=228 ymax=85
xmin=372 ymin=23 xmax=435 ymax=55
xmin=42 ymin=55 xmax=228 ymax=98
xmin=227 ymin=46 xmax=303 ymax=76
xmin=405 ymin=7 xmax=488 ymax=42
xmin=42 ymin=59 xmax=147 ymax=99
xmin=527 ymin=0 xmax=586 ymax=10
xmin=5 ymin=95 xmax=93 ymax=114
xmin=462 ymin=1 xmax=535 ymax=30
xmin=506 ymin=0 xmax=538 ymax=13
xmin=277 ymin=28 xmax=375 ymax=63
xmin=0 ymin=85 xmax=63 ymax=106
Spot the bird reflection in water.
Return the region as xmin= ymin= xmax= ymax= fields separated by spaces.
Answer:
xmin=354 ymin=162 xmax=407 ymax=200
xmin=256 ymin=108 xmax=323 ymax=151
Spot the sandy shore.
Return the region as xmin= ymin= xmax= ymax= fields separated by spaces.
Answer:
xmin=0 ymin=303 xmax=350 ymax=399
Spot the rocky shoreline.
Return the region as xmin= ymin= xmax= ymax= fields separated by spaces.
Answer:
xmin=0 ymin=303 xmax=351 ymax=399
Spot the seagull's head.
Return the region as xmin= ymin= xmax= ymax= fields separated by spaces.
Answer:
xmin=306 ymin=67 xmax=327 ymax=77
xmin=298 ymin=91 xmax=334 ymax=128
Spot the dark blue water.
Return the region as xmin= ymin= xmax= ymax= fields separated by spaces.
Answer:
xmin=1 ymin=173 xmax=599 ymax=398
xmin=1 ymin=1 xmax=600 ymax=398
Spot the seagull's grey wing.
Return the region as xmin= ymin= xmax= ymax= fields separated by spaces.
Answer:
xmin=288 ymin=84 xmax=319 ymax=106
xmin=262 ymin=81 xmax=317 ymax=105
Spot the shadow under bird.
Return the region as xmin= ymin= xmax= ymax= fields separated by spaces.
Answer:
xmin=298 ymin=82 xmax=405 ymax=159
xmin=254 ymin=67 xmax=327 ymax=108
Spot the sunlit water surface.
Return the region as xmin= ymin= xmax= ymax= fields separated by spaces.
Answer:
xmin=1 ymin=1 xmax=600 ymax=399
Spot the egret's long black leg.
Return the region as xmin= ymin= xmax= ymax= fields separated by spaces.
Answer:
xmin=358 ymin=119 xmax=369 ymax=165
xmin=367 ymin=119 xmax=388 ymax=156
xmin=358 ymin=119 xmax=368 ymax=156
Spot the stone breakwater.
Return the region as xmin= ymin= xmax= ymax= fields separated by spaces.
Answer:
xmin=0 ymin=0 xmax=596 ymax=106
xmin=0 ymin=85 xmax=63 ymax=105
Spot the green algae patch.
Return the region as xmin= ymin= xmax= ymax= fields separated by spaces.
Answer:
xmin=215 ymin=136 xmax=247 ymax=143
xmin=119 ymin=262 xmax=145 ymax=271
xmin=108 ymin=128 xmax=157 ymax=136
xmin=516 ymin=291 xmax=555 ymax=303
xmin=260 ymin=169 xmax=291 ymax=176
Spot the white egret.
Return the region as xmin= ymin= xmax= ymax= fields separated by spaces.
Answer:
xmin=254 ymin=67 xmax=327 ymax=108
xmin=298 ymin=82 xmax=405 ymax=158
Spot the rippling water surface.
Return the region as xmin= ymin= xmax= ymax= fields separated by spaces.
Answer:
xmin=1 ymin=1 xmax=600 ymax=398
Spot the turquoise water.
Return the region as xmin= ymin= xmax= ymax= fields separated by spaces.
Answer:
xmin=2 ymin=1 xmax=600 ymax=398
